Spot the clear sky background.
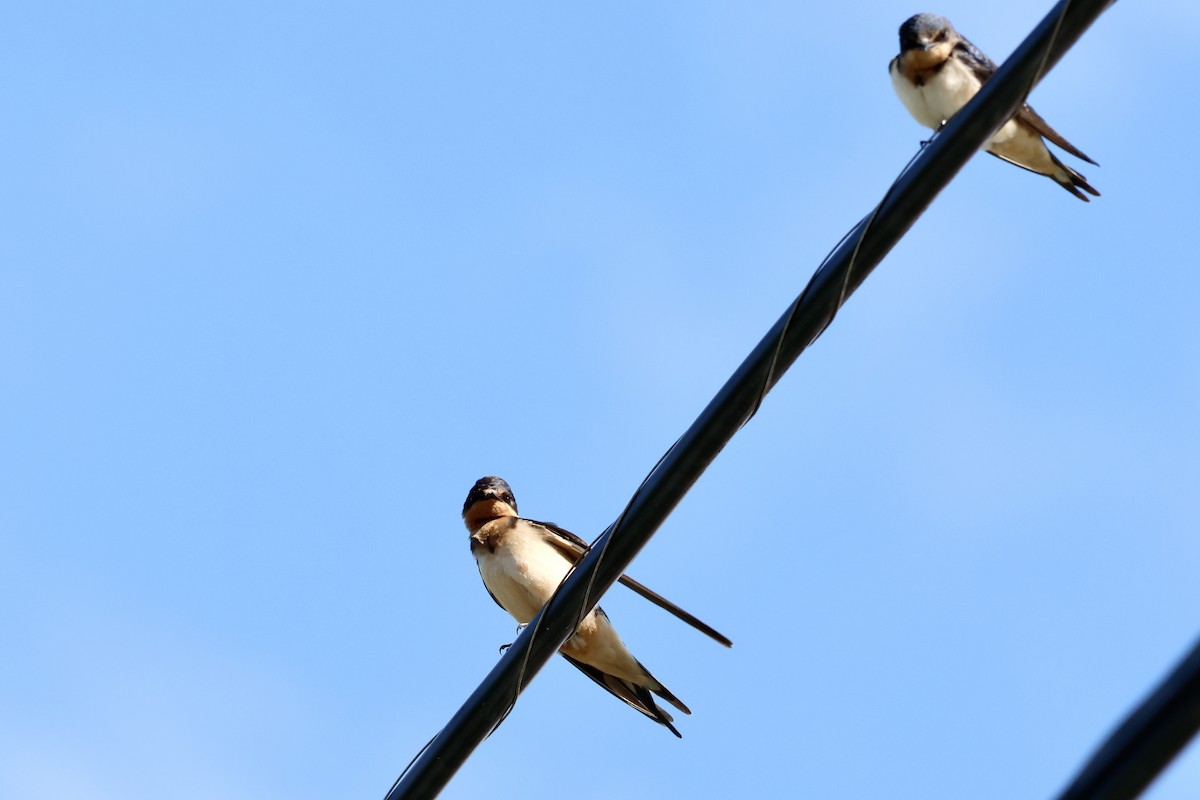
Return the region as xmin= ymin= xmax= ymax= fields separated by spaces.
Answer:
xmin=4 ymin=2 xmax=1199 ymax=798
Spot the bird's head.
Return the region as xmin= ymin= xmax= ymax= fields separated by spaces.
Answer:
xmin=462 ymin=475 xmax=519 ymax=530
xmin=898 ymin=13 xmax=957 ymax=53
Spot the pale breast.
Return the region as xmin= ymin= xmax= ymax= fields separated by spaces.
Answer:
xmin=891 ymin=60 xmax=937 ymax=128
xmin=474 ymin=522 xmax=576 ymax=624
xmin=922 ymin=58 xmax=982 ymax=124
xmin=891 ymin=56 xmax=982 ymax=130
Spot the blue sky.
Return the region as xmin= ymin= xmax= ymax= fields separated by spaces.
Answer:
xmin=4 ymin=1 xmax=1199 ymax=798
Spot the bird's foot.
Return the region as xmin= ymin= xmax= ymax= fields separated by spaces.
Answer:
xmin=920 ymin=120 xmax=949 ymax=148
xmin=498 ymin=623 xmax=529 ymax=653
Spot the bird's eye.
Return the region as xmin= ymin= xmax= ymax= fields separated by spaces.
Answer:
xmin=934 ymin=30 xmax=946 ymax=41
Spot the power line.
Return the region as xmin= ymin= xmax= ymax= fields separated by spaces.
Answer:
xmin=1053 ymin=637 xmax=1200 ymax=800
xmin=385 ymin=1 xmax=1139 ymax=797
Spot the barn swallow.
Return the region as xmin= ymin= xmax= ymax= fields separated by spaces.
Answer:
xmin=889 ymin=13 xmax=1100 ymax=201
xmin=462 ymin=476 xmax=731 ymax=737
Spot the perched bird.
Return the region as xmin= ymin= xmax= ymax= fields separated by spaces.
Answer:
xmin=888 ymin=12 xmax=1100 ymax=201
xmin=462 ymin=476 xmax=731 ymax=737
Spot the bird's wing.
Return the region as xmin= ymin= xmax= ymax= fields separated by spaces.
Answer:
xmin=533 ymin=520 xmax=593 ymax=556
xmin=532 ymin=519 xmax=733 ymax=647
xmin=954 ymin=36 xmax=999 ymax=82
xmin=559 ymin=652 xmax=681 ymax=737
xmin=613 ymin=573 xmax=733 ymax=647
xmin=1014 ymin=104 xmax=1099 ymax=165
xmin=956 ymin=35 xmax=1097 ymax=166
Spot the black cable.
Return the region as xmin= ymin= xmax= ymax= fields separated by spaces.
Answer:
xmin=1053 ymin=638 xmax=1200 ymax=800
xmin=384 ymin=1 xmax=1119 ymax=797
